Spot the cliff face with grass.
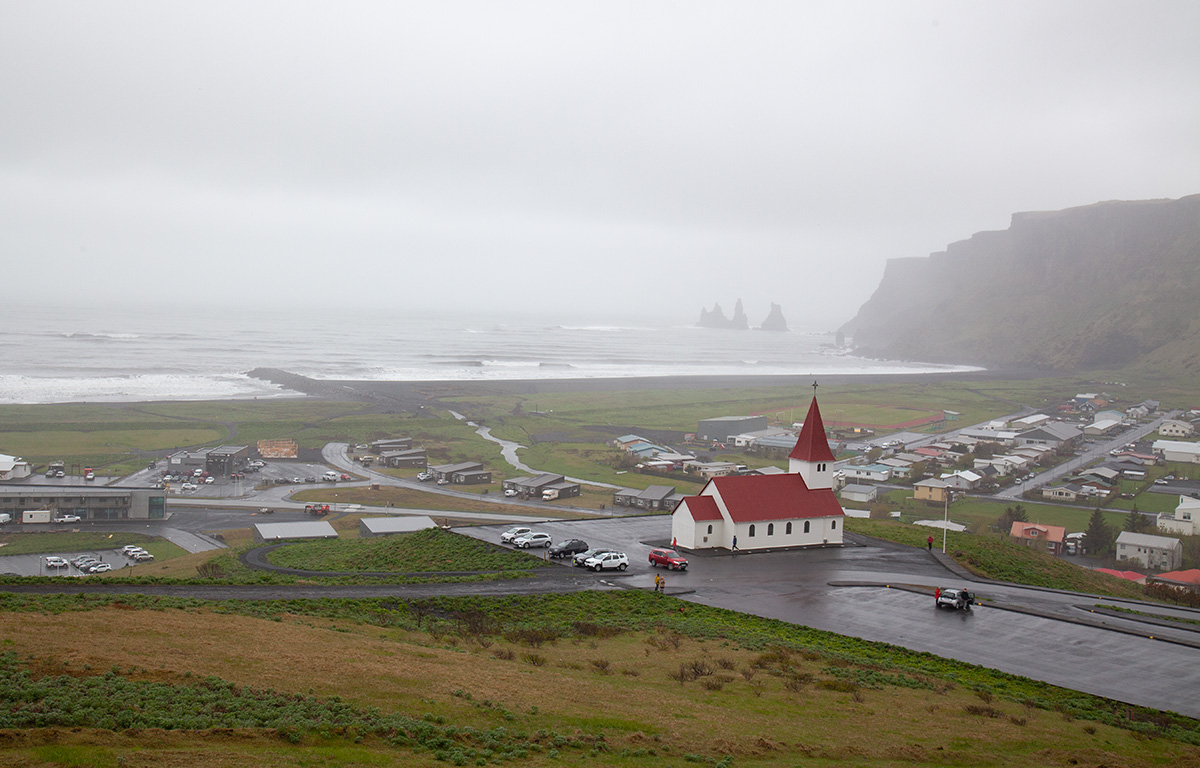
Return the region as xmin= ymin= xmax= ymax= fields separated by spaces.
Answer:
xmin=841 ymin=194 xmax=1200 ymax=372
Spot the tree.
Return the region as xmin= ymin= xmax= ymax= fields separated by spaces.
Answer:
xmin=909 ymin=460 xmax=929 ymax=482
xmin=1084 ymin=508 xmax=1111 ymax=555
xmin=1124 ymin=505 xmax=1151 ymax=533
xmin=995 ymin=504 xmax=1029 ymax=533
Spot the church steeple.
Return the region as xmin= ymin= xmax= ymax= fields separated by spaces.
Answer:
xmin=788 ymin=396 xmax=835 ymax=488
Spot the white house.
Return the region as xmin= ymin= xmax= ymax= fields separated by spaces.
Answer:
xmin=672 ymin=397 xmax=843 ymax=552
xmin=1085 ymin=418 xmax=1122 ymax=436
xmin=839 ymin=484 xmax=878 ymax=503
xmin=939 ymin=470 xmax=982 ymax=490
xmin=1116 ymin=531 xmax=1183 ymax=571
xmin=1160 ymin=420 xmax=1197 ymax=439
xmin=844 ymin=464 xmax=893 ymax=482
xmin=1158 ymin=495 xmax=1200 ymax=537
xmin=0 ymin=454 xmax=33 ymax=481
xmin=1153 ymin=440 xmax=1200 ymax=464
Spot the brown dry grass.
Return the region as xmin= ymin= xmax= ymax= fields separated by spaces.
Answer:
xmin=2 ymin=607 xmax=1199 ymax=767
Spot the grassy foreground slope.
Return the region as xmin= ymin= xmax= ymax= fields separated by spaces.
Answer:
xmin=0 ymin=591 xmax=1197 ymax=767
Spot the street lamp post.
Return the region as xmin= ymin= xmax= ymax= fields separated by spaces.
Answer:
xmin=942 ymin=492 xmax=950 ymax=554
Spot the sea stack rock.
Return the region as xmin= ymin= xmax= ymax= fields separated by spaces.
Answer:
xmin=698 ymin=302 xmax=730 ymax=328
xmin=758 ymin=303 xmax=788 ymax=332
xmin=731 ymin=299 xmax=750 ymax=330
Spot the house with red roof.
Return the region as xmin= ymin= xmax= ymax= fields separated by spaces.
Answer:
xmin=1149 ymin=569 xmax=1200 ymax=592
xmin=1009 ymin=521 xmax=1067 ymax=555
xmin=672 ymin=397 xmax=844 ymax=551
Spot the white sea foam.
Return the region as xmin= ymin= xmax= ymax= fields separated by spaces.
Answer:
xmin=0 ymin=303 xmax=982 ymax=403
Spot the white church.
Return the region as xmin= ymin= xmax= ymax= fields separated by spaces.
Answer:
xmin=671 ymin=397 xmax=845 ymax=551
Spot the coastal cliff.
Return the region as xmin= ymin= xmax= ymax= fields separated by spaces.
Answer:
xmin=840 ymin=194 xmax=1200 ymax=372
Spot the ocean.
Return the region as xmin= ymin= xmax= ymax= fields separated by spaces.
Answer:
xmin=0 ymin=303 xmax=979 ymax=404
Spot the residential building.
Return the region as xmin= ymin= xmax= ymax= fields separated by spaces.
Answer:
xmin=429 ymin=462 xmax=491 ymax=484
xmin=672 ymin=397 xmax=842 ymax=551
xmin=1009 ymin=521 xmax=1067 ymax=555
xmin=1160 ymin=420 xmax=1197 ymax=439
xmin=379 ymin=448 xmax=427 ymax=468
xmin=612 ymin=484 xmax=682 ymax=511
xmin=1085 ymin=418 xmax=1122 ymax=437
xmin=683 ymin=461 xmax=740 ymax=480
xmin=0 ymin=454 xmax=32 ymax=481
xmin=1158 ymin=495 xmax=1200 ymax=536
xmin=839 ymin=484 xmax=878 ymax=504
xmin=1115 ymin=531 xmax=1183 ymax=570
xmin=843 ymin=464 xmax=892 ymax=482
xmin=914 ymin=478 xmax=950 ymax=503
xmin=939 ymin=470 xmax=982 ymax=490
xmin=1153 ymin=440 xmax=1200 ymax=464
xmin=1148 ymin=569 xmax=1200 ymax=592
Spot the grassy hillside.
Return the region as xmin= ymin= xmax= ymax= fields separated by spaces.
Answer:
xmin=0 ymin=591 xmax=1197 ymax=766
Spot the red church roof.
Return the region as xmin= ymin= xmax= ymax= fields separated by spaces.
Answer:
xmin=788 ymin=397 xmax=835 ymax=462
xmin=676 ymin=495 xmax=722 ymax=521
xmin=707 ymin=473 xmax=843 ymax=522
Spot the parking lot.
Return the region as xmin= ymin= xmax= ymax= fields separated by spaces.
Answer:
xmin=0 ymin=548 xmax=142 ymax=578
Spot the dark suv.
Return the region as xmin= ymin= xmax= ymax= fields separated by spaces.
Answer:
xmin=548 ymin=539 xmax=588 ymax=559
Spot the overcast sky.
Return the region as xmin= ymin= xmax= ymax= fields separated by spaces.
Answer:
xmin=2 ymin=1 xmax=1197 ymax=329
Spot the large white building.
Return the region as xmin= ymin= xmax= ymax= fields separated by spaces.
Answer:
xmin=1153 ymin=439 xmax=1200 ymax=464
xmin=1116 ymin=531 xmax=1183 ymax=571
xmin=1159 ymin=495 xmax=1200 ymax=537
xmin=672 ymin=397 xmax=843 ymax=551
xmin=0 ymin=454 xmax=32 ymax=481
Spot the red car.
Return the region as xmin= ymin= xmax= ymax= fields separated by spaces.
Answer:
xmin=648 ymin=548 xmax=688 ymax=570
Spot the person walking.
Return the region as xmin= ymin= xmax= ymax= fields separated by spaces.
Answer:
xmin=654 ymin=573 xmax=663 ymax=593
xmin=731 ymin=535 xmax=739 ymax=552
xmin=935 ymin=586 xmax=941 ymax=601
xmin=926 ymin=535 xmax=934 ymax=551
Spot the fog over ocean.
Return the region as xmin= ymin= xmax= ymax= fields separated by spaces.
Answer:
xmin=0 ymin=303 xmax=979 ymax=404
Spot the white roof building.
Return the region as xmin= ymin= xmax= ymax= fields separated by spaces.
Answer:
xmin=1153 ymin=440 xmax=1200 ymax=463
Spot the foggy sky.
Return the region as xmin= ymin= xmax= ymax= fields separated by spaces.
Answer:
xmin=2 ymin=1 xmax=1198 ymax=329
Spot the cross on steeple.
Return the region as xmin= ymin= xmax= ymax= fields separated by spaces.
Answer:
xmin=812 ymin=380 xmax=818 ymax=397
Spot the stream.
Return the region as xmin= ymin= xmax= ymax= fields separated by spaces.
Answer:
xmin=449 ymin=410 xmax=620 ymax=489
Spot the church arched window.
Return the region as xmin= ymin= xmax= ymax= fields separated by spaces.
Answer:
xmin=786 ymin=522 xmax=792 ymax=535
xmin=748 ymin=524 xmax=756 ymax=537
xmin=804 ymin=520 xmax=810 ymax=534
xmin=767 ymin=523 xmax=774 ymax=535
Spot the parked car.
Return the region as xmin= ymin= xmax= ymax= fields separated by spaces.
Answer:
xmin=935 ymin=587 xmax=973 ymax=610
xmin=204 ymin=476 xmax=215 ymax=484
xmin=584 ymin=551 xmax=629 ymax=572
xmin=52 ymin=514 xmax=81 ymax=524
xmin=55 ymin=470 xmax=65 ymax=478
xmin=73 ymin=558 xmax=99 ymax=570
xmin=573 ymin=548 xmax=614 ymax=567
xmin=648 ymin=548 xmax=688 ymax=570
xmin=437 ymin=478 xmax=450 ymax=485
xmin=291 ymin=477 xmax=304 ymax=484
xmin=84 ymin=471 xmax=95 ymax=481
xmin=120 ymin=545 xmax=147 ymax=556
xmin=180 ymin=482 xmax=197 ymax=491
xmin=503 ymin=489 xmax=519 ymax=497
xmin=340 ymin=473 xmax=351 ymax=481
xmin=500 ymin=527 xmax=532 ymax=544
xmin=416 ymin=472 xmax=433 ymax=481
xmin=44 ymin=556 xmax=68 ymax=568
xmin=513 ymin=532 xmax=552 ymax=548
xmin=85 ymin=562 xmax=112 ymax=573
xmin=131 ymin=552 xmax=154 ymax=562
xmin=548 ymin=539 xmax=588 ymax=559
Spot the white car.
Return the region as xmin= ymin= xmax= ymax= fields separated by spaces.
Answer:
xmin=52 ymin=514 xmax=81 ymax=523
xmin=120 ymin=545 xmax=146 ymax=555
xmin=584 ymin=552 xmax=629 ymax=572
xmin=131 ymin=552 xmax=154 ymax=562
xmin=85 ymin=562 xmax=112 ymax=573
xmin=44 ymin=556 xmax=68 ymax=568
xmin=180 ymin=482 xmax=197 ymax=491
xmin=513 ymin=532 xmax=552 ymax=548
xmin=204 ymin=476 xmax=215 ymax=484
xmin=503 ymin=489 xmax=519 ymax=497
xmin=500 ymin=526 xmax=532 ymax=544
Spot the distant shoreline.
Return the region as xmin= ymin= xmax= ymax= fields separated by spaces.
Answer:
xmin=246 ymin=366 xmax=1056 ymax=411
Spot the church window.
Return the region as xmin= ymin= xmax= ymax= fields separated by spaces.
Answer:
xmin=786 ymin=522 xmax=792 ymax=534
xmin=767 ymin=523 xmax=774 ymax=535
xmin=749 ymin=524 xmax=756 ymax=537
xmin=707 ymin=524 xmax=713 ymax=534
xmin=832 ymin=519 xmax=837 ymax=529
xmin=804 ymin=521 xmax=810 ymax=534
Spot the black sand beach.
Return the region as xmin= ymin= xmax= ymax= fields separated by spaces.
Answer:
xmin=247 ymin=367 xmax=1049 ymax=412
